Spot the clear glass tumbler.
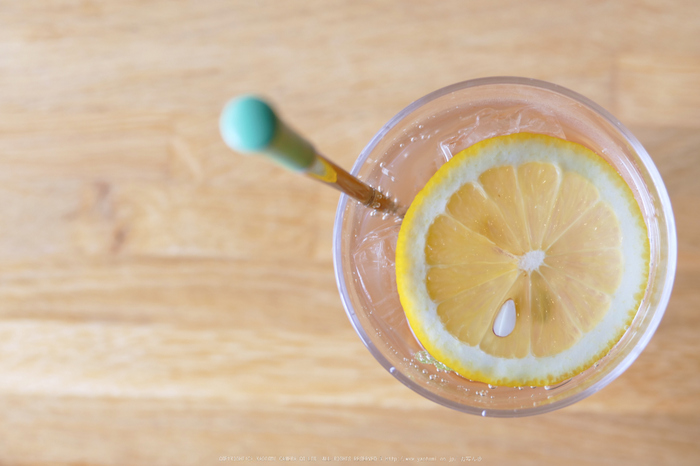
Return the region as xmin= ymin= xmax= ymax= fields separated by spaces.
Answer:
xmin=332 ymin=77 xmax=677 ymax=417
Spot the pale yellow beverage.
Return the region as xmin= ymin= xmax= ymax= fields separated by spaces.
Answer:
xmin=334 ymin=78 xmax=675 ymax=416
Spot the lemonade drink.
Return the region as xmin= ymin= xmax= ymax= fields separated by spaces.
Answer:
xmin=334 ymin=78 xmax=676 ymax=416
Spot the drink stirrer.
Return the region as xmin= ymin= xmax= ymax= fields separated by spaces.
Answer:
xmin=219 ymin=96 xmax=403 ymax=217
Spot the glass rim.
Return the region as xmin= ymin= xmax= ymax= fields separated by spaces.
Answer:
xmin=332 ymin=76 xmax=677 ymax=417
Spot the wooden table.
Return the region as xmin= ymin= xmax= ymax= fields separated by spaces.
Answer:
xmin=0 ymin=1 xmax=698 ymax=464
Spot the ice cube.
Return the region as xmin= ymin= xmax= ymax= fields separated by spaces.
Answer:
xmin=440 ymin=105 xmax=567 ymax=159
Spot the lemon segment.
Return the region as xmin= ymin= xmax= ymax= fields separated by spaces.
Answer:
xmin=426 ymin=262 xmax=517 ymax=303
xmin=541 ymin=172 xmax=600 ymax=251
xmin=425 ymin=215 xmax=517 ymax=266
xmin=547 ymin=202 xmax=622 ymax=255
xmin=396 ymin=133 xmax=650 ymax=387
xmin=479 ymin=166 xmax=531 ymax=254
xmin=436 ymin=271 xmax=519 ymax=347
xmin=529 ymin=270 xmax=583 ymax=357
xmin=477 ymin=273 xmax=532 ymax=358
xmin=545 ymin=249 xmax=623 ymax=295
xmin=538 ymin=266 xmax=610 ymax=333
xmin=517 ymin=162 xmax=561 ymax=249
xmin=445 ymin=183 xmax=524 ymax=255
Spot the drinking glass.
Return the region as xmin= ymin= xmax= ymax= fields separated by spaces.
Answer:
xmin=332 ymin=77 xmax=677 ymax=417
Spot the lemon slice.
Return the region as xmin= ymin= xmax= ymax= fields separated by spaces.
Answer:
xmin=396 ymin=133 xmax=649 ymax=386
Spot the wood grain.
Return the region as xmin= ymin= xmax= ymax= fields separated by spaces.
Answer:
xmin=0 ymin=1 xmax=699 ymax=465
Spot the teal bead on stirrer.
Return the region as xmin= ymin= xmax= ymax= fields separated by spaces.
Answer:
xmin=219 ymin=96 xmax=402 ymax=216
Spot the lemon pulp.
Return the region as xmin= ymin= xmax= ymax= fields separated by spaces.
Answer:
xmin=396 ymin=133 xmax=649 ymax=386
